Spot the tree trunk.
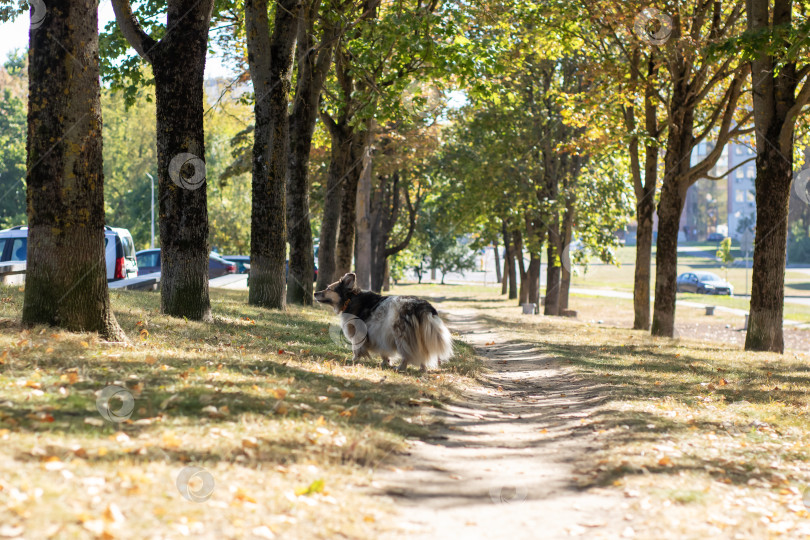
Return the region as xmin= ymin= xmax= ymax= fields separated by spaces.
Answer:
xmin=514 ymin=229 xmax=528 ymax=305
xmin=23 ymin=0 xmax=125 ymax=340
xmin=316 ymin=125 xmax=352 ymax=290
xmin=246 ymin=0 xmax=298 ymax=309
xmin=383 ymin=259 xmax=391 ymax=291
xmin=632 ymin=59 xmax=659 ymax=331
xmin=559 ymin=206 xmax=574 ymax=311
xmin=633 ymin=187 xmax=655 ymax=329
xmin=507 ymin=246 xmax=517 ymax=299
xmin=744 ymin=0 xmax=804 ymax=352
xmin=354 ymin=135 xmax=373 ymax=290
xmin=112 ymin=0 xmax=215 ymax=320
xmin=493 ymin=236 xmax=501 ymax=284
xmin=527 ymin=253 xmax=541 ymax=310
xmin=746 ymin=154 xmax=791 ymax=352
xmin=651 ymin=80 xmax=694 ymax=336
xmin=544 ymin=237 xmax=561 ymax=315
xmin=335 ymin=132 xmax=366 ymax=276
xmin=651 ymin=175 xmax=689 ymax=337
xmin=286 ymin=6 xmax=335 ymax=305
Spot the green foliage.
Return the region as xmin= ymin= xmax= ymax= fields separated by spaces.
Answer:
xmin=0 ymin=51 xmax=28 ymax=228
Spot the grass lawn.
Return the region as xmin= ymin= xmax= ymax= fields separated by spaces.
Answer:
xmin=0 ymin=286 xmax=479 ymax=539
xmin=400 ymin=282 xmax=810 ymax=537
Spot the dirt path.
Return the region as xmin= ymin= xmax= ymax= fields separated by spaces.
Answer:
xmin=373 ymin=308 xmax=631 ymax=540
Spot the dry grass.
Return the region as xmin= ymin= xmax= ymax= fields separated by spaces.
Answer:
xmin=0 ymin=286 xmax=479 ymax=539
xmin=400 ymin=282 xmax=810 ymax=538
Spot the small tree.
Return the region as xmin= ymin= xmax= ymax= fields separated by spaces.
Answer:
xmin=716 ymin=237 xmax=735 ymax=282
xmin=432 ymin=240 xmax=477 ymax=285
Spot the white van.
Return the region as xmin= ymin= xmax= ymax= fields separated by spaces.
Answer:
xmin=0 ymin=225 xmax=138 ymax=281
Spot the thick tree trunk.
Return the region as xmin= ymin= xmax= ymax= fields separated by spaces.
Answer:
xmin=746 ymin=154 xmax=791 ymax=351
xmin=651 ymin=175 xmax=689 ymax=337
xmin=246 ymin=0 xmax=298 ymax=309
xmin=286 ymin=8 xmax=334 ymax=305
xmin=651 ymin=85 xmax=694 ymax=336
xmin=744 ymin=0 xmax=802 ymax=352
xmin=112 ymin=0 xmax=215 ymax=320
xmin=23 ymin=0 xmax=125 ymax=340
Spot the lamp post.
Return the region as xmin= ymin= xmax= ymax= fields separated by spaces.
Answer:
xmin=146 ymin=172 xmax=155 ymax=249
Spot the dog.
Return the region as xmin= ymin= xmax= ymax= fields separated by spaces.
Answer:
xmin=314 ymin=273 xmax=453 ymax=372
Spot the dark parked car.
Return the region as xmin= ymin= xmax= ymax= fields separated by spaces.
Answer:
xmin=136 ymin=249 xmax=237 ymax=278
xmin=676 ymin=271 xmax=733 ymax=295
xmin=707 ymin=233 xmax=727 ymax=242
xmin=222 ymin=255 xmax=250 ymax=274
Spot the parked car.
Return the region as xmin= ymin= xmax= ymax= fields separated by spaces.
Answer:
xmin=0 ymin=225 xmax=138 ymax=281
xmin=136 ymin=249 xmax=237 ymax=278
xmin=222 ymin=255 xmax=250 ymax=274
xmin=676 ymin=271 xmax=733 ymax=295
xmin=707 ymin=233 xmax=727 ymax=242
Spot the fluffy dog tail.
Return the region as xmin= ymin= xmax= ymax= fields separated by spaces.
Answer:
xmin=414 ymin=311 xmax=454 ymax=370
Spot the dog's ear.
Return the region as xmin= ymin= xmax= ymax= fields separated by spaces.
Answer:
xmin=341 ymin=272 xmax=357 ymax=290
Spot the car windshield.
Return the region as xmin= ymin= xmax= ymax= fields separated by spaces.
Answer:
xmin=697 ymin=272 xmax=722 ymax=282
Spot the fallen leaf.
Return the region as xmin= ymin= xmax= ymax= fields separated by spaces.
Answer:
xmin=145 ymin=355 xmax=157 ymax=365
xmin=242 ymin=437 xmax=259 ymax=449
xmin=270 ymin=388 xmax=288 ymax=400
xmin=341 ymin=391 xmax=355 ymax=399
xmin=657 ymin=456 xmax=673 ymax=467
xmin=295 ymin=479 xmax=324 ymax=496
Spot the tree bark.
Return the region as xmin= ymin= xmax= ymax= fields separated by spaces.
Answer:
xmin=514 ymin=229 xmax=528 ymax=305
xmin=246 ymin=0 xmax=298 ymax=309
xmin=628 ymin=55 xmax=659 ymax=331
xmin=369 ymin=171 xmax=419 ymax=292
xmin=633 ymin=186 xmax=655 ymax=329
xmin=527 ymin=253 xmax=541 ymax=310
xmin=335 ymin=133 xmax=366 ymax=276
xmin=744 ymin=0 xmax=808 ymax=352
xmin=23 ymin=0 xmax=125 ymax=340
xmin=112 ymin=0 xmax=215 ymax=320
xmin=316 ymin=123 xmax=362 ymax=290
xmin=286 ymin=3 xmax=336 ymax=305
xmin=651 ymin=6 xmax=749 ymax=336
xmin=493 ymin=235 xmax=501 ymax=284
xmin=354 ymin=135 xmax=373 ymax=290
xmin=559 ymin=204 xmax=575 ymax=311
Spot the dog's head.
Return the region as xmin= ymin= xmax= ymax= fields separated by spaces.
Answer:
xmin=314 ymin=273 xmax=358 ymax=312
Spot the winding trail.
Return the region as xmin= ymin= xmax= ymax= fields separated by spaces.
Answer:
xmin=374 ymin=308 xmax=630 ymax=540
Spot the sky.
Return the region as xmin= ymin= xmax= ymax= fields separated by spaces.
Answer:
xmin=0 ymin=2 xmax=235 ymax=79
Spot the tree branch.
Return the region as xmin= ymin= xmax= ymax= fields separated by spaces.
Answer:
xmin=111 ymin=0 xmax=158 ymax=61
